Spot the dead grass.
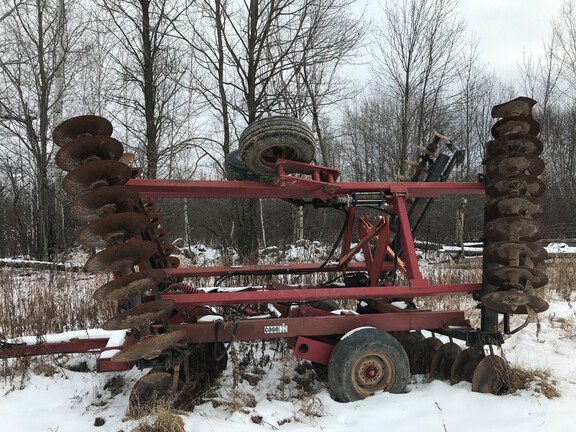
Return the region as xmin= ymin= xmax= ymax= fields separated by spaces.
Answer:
xmin=131 ymin=409 xmax=185 ymax=432
xmin=0 ymin=268 xmax=115 ymax=340
xmin=502 ymin=365 xmax=560 ymax=399
xmin=542 ymin=257 xmax=576 ymax=302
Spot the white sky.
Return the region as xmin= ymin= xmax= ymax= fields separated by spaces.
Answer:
xmin=459 ymin=0 xmax=565 ymax=83
xmin=360 ymin=0 xmax=566 ymax=85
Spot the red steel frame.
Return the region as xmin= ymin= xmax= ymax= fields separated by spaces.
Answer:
xmin=1 ymin=159 xmax=486 ymax=370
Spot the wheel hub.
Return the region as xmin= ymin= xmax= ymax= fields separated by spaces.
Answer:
xmin=354 ymin=354 xmax=394 ymax=392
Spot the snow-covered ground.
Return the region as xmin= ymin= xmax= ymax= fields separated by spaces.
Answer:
xmin=0 ymin=298 xmax=574 ymax=431
xmin=0 ymin=245 xmax=574 ymax=431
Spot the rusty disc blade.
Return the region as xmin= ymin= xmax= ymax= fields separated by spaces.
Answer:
xmin=76 ymin=212 xmax=151 ymax=248
xmin=430 ymin=342 xmax=461 ymax=381
xmin=394 ymin=332 xmax=425 ymax=374
xmin=93 ymin=269 xmax=167 ymax=302
xmin=102 ymin=299 xmax=176 ymax=331
xmin=161 ymin=243 xmax=176 ymax=256
xmin=112 ymin=331 xmax=187 ymax=362
xmin=481 ymin=290 xmax=549 ymax=314
xmin=69 ymin=186 xmax=142 ymax=222
xmin=53 ymin=115 xmax=113 ymax=147
xmin=486 ymin=152 xmax=544 ymax=177
xmin=486 ymin=173 xmax=545 ymax=198
xmin=147 ymin=214 xmax=163 ymax=228
xmin=484 ymin=266 xmax=548 ymax=289
xmin=166 ymin=256 xmax=180 ymax=268
xmin=487 ymin=133 xmax=543 ymax=158
xmin=484 ymin=241 xmax=548 ymax=266
xmin=84 ymin=240 xmax=157 ymax=273
xmin=485 ymin=217 xmax=546 ymax=242
xmin=421 ymin=337 xmax=443 ymax=374
xmin=119 ymin=152 xmax=134 ymax=164
xmin=55 ymin=136 xmax=124 ymax=172
xmin=491 ymin=97 xmax=536 ymax=119
xmin=131 ymin=167 xmax=143 ymax=178
xmin=471 ymin=354 xmax=510 ymax=394
xmin=62 ymin=160 xmax=132 ymax=196
xmin=485 ymin=194 xmax=545 ymax=219
xmin=155 ymin=228 xmax=169 ymax=241
xmin=450 ymin=347 xmax=483 ymax=385
xmin=491 ymin=115 xmax=540 ymax=138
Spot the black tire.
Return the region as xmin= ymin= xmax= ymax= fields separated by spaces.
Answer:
xmin=306 ymin=300 xmax=340 ymax=312
xmin=328 ymin=328 xmax=410 ymax=402
xmin=238 ymin=116 xmax=315 ymax=176
xmin=224 ymin=150 xmax=263 ymax=181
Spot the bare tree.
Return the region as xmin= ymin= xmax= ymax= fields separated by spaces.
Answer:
xmin=372 ymin=0 xmax=466 ymax=175
xmin=0 ymin=0 xmax=84 ymax=259
xmin=97 ymin=0 xmax=195 ymax=179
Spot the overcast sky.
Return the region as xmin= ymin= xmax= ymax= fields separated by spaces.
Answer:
xmin=459 ymin=0 xmax=565 ymax=82
xmin=361 ymin=0 xmax=566 ymax=85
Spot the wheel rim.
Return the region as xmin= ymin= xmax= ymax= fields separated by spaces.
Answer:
xmin=352 ymin=353 xmax=396 ymax=396
xmin=259 ymin=145 xmax=300 ymax=166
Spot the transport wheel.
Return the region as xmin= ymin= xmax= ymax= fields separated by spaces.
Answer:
xmin=238 ymin=116 xmax=315 ymax=177
xmin=328 ymin=328 xmax=409 ymax=402
xmin=224 ymin=150 xmax=263 ymax=181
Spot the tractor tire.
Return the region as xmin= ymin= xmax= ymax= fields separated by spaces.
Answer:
xmin=328 ymin=328 xmax=410 ymax=402
xmin=238 ymin=116 xmax=315 ymax=177
xmin=224 ymin=150 xmax=263 ymax=181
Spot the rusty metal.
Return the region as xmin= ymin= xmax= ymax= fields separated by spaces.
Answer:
xmin=55 ymin=136 xmax=124 ymax=172
xmin=483 ymin=266 xmax=548 ymax=289
xmin=471 ymin=354 xmax=509 ymax=394
xmin=430 ymin=342 xmax=461 ymax=380
xmin=62 ymin=160 xmax=132 ymax=196
xmin=69 ymin=186 xmax=142 ymax=222
xmin=481 ymin=291 xmax=549 ymax=314
xmin=93 ymin=270 xmax=167 ymax=302
xmin=450 ymin=347 xmax=483 ymax=384
xmin=112 ymin=331 xmax=187 ymax=362
xmin=486 ymin=173 xmax=545 ymax=198
xmin=484 ymin=241 xmax=548 ymax=267
xmin=421 ymin=337 xmax=443 ymax=374
xmin=491 ymin=116 xmax=540 ymax=138
xmin=491 ymin=97 xmax=536 ymax=118
xmin=52 ymin=115 xmax=113 ymax=146
xmin=76 ymin=213 xmax=151 ymax=248
xmin=102 ymin=299 xmax=176 ymax=331
xmin=486 ymin=133 xmax=543 ymax=158
xmin=484 ymin=216 xmax=546 ymax=242
xmin=485 ymin=194 xmax=544 ymax=219
xmin=485 ymin=152 xmax=544 ymax=177
xmin=84 ymin=240 xmax=157 ymax=273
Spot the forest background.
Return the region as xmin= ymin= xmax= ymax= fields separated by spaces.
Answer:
xmin=1 ymin=0 xmax=575 ymax=262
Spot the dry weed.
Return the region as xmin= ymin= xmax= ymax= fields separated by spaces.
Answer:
xmin=502 ymin=365 xmax=560 ymax=399
xmin=131 ymin=409 xmax=185 ymax=432
xmin=0 ymin=268 xmax=115 ymax=339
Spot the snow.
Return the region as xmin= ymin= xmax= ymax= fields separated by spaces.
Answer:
xmin=8 ymin=329 xmax=125 ymax=346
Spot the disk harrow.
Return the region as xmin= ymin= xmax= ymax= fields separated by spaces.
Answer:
xmin=474 ymin=97 xmax=549 ymax=388
xmin=0 ymin=101 xmax=550 ymax=408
